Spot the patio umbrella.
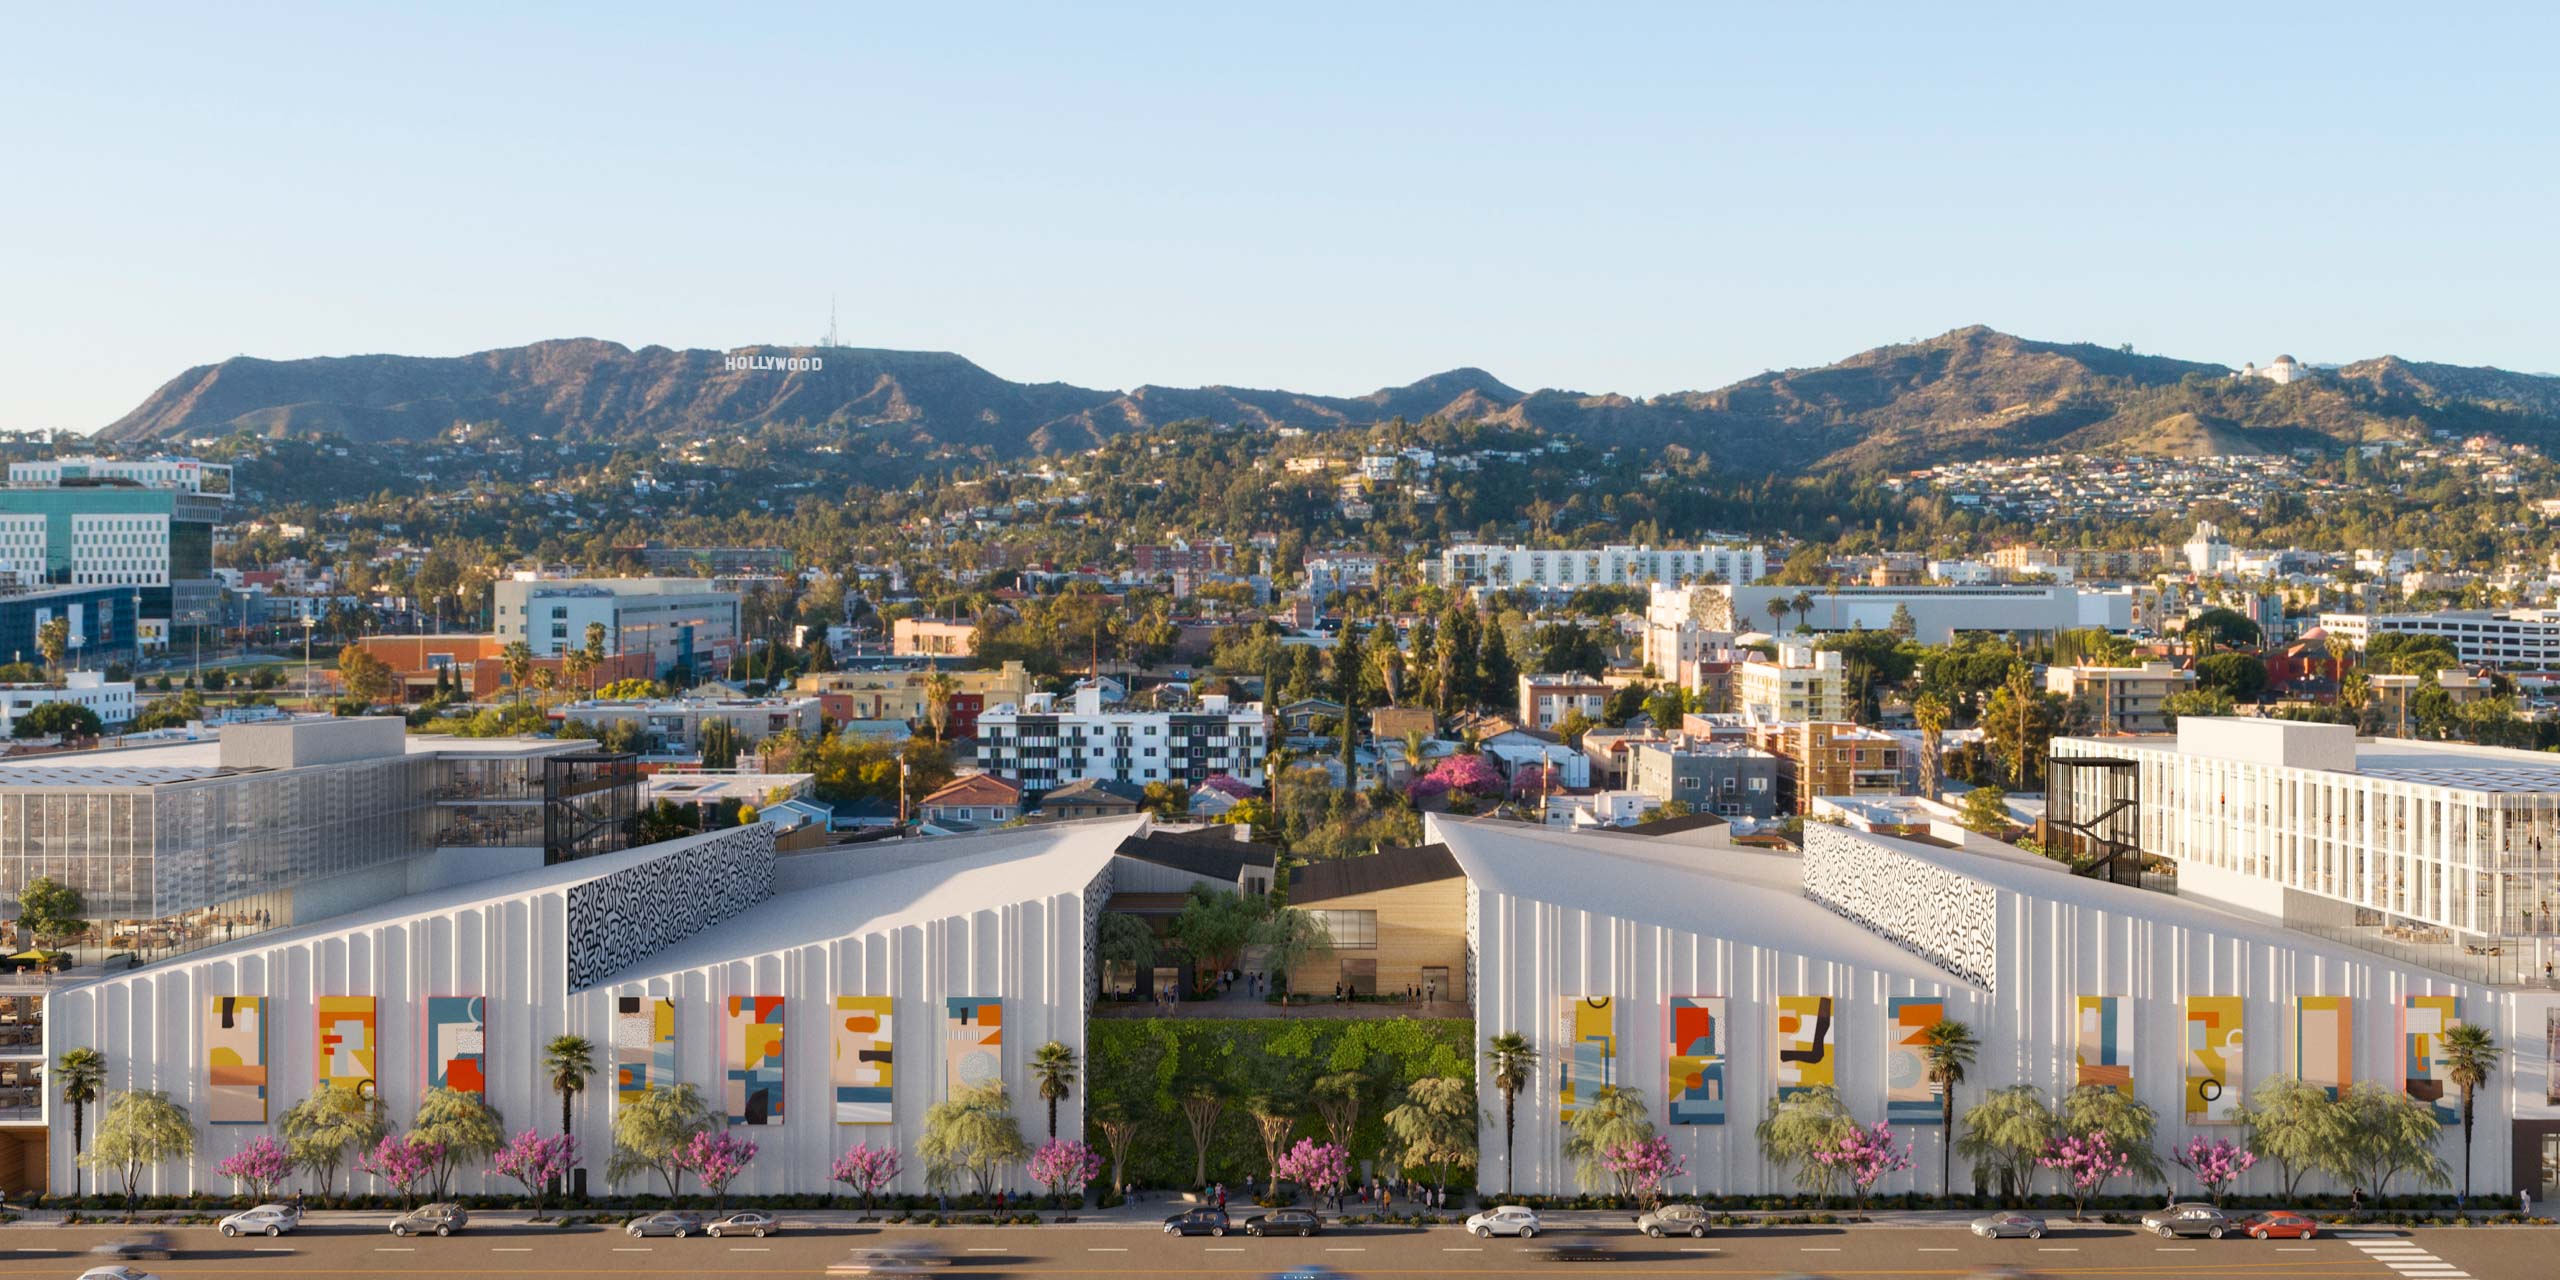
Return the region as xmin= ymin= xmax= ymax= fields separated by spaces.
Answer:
xmin=7 ymin=949 xmax=65 ymax=963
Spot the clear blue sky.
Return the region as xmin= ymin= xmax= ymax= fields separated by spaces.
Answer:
xmin=6 ymin=4 xmax=2556 ymax=433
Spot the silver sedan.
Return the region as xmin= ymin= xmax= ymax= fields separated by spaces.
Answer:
xmin=1969 ymin=1211 xmax=2049 ymax=1239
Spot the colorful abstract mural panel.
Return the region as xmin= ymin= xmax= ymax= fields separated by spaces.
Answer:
xmin=2296 ymin=996 xmax=2351 ymax=1097
xmin=1560 ymin=996 xmax=1615 ymax=1120
xmin=315 ymin=996 xmax=377 ymax=1098
xmin=1775 ymin=995 xmax=1835 ymax=1098
xmin=727 ymin=995 xmax=786 ymax=1125
xmin=206 ymin=996 xmax=267 ymax=1124
xmin=614 ymin=995 xmax=675 ymax=1100
xmin=2402 ymin=994 xmax=2459 ymax=1124
xmin=425 ymin=996 xmax=487 ymax=1095
xmin=1666 ymin=996 xmax=1724 ymax=1126
xmin=2074 ymin=995 xmax=2130 ymax=1092
xmin=2185 ymin=996 xmax=2245 ymax=1122
xmin=1887 ymin=996 xmax=1947 ymax=1124
xmin=833 ymin=995 xmax=894 ymax=1124
xmin=945 ymin=997 xmax=1002 ymax=1096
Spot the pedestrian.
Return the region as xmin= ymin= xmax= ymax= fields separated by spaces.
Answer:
xmin=1246 ymin=1173 xmax=1257 ymax=1202
xmin=2523 ymin=1187 xmax=2533 ymax=1216
xmin=1382 ymin=1184 xmax=1393 ymax=1214
xmin=1216 ymin=1182 xmax=1227 ymax=1210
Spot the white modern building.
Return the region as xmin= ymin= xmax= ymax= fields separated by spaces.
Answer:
xmin=2319 ymin=609 xmax=2560 ymax=669
xmin=2054 ymin=719 xmax=2560 ymax=983
xmin=547 ymin=694 xmax=824 ymax=754
xmin=1517 ymin=673 xmax=1611 ymax=731
xmin=1426 ymin=543 xmax=1767 ymax=597
xmin=1449 ymin=812 xmax=2560 ymax=1200
xmin=493 ymin=577 xmax=742 ymax=678
xmin=975 ymin=688 xmax=1269 ymax=797
xmin=42 ymin=816 xmax=1130 ymax=1200
xmin=1737 ymin=643 xmax=1847 ymax=723
xmin=0 ymin=670 xmax=134 ymax=734
xmin=7 ymin=457 xmax=233 ymax=496
xmin=1693 ymin=583 xmax=2135 ymax=645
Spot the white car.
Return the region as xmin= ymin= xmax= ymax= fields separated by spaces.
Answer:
xmin=217 ymin=1204 xmax=299 ymax=1237
xmin=81 ymin=1268 xmax=164 ymax=1280
xmin=1465 ymin=1205 xmax=1542 ymax=1238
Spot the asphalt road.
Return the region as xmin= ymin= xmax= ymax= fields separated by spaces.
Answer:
xmin=0 ymin=1221 xmax=2529 ymax=1279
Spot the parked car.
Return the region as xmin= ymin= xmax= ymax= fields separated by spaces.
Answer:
xmin=2239 ymin=1210 xmax=2319 ymax=1240
xmin=1466 ymin=1205 xmax=1543 ymax=1238
xmin=707 ymin=1211 xmax=778 ymax=1238
xmin=1636 ymin=1203 xmax=1711 ymax=1238
xmin=78 ymin=1269 xmax=162 ymax=1280
xmin=1529 ymin=1235 xmax=1618 ymax=1262
xmin=389 ymin=1203 xmax=470 ymax=1236
xmin=2142 ymin=1203 xmax=2234 ymax=1239
xmin=1163 ymin=1208 xmax=1232 ymax=1237
xmin=626 ymin=1211 xmax=707 ymax=1238
xmin=1244 ymin=1208 xmax=1323 ymax=1237
xmin=217 ymin=1204 xmax=298 ymax=1238
xmin=1969 ymin=1212 xmax=2049 ymax=1240
xmin=90 ymin=1235 xmax=174 ymax=1262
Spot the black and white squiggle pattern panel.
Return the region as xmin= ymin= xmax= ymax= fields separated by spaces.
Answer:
xmin=565 ymin=824 xmax=779 ymax=992
xmin=1801 ymin=823 xmax=1998 ymax=993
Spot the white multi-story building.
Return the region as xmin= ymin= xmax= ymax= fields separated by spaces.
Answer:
xmin=0 ymin=671 xmax=134 ymax=733
xmin=1304 ymin=554 xmax=1385 ymax=603
xmin=546 ymin=694 xmax=824 ymax=755
xmin=7 ymin=457 xmax=234 ymax=496
xmin=2044 ymin=660 xmax=2196 ymax=734
xmin=1642 ymin=584 xmax=1739 ymax=677
xmin=2319 ymin=609 xmax=2560 ymax=669
xmin=1693 ymin=584 xmax=2133 ymax=645
xmin=2054 ymin=718 xmax=2560 ymax=981
xmin=2183 ymin=520 xmax=2233 ymax=575
xmin=1737 ymin=643 xmax=1847 ymax=724
xmin=976 ymin=688 xmax=1269 ymax=796
xmin=1426 ymin=542 xmax=1767 ymax=596
xmin=493 ymin=577 xmax=741 ymax=678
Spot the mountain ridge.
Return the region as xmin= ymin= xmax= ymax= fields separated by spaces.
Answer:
xmin=99 ymin=327 xmax=2560 ymax=473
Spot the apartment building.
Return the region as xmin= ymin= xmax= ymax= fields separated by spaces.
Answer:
xmin=1736 ymin=643 xmax=1848 ymax=723
xmin=975 ymin=688 xmax=1269 ymax=798
xmin=1517 ymin=673 xmax=1611 ymax=731
xmin=545 ymin=695 xmax=823 ymax=754
xmin=1749 ymin=721 xmax=1905 ymax=814
xmin=2319 ymin=609 xmax=2560 ymax=668
xmin=1426 ymin=542 xmax=1767 ymax=597
xmin=493 ymin=578 xmax=741 ymax=678
xmin=2044 ymin=660 xmax=2197 ymax=734
xmin=891 ymin=617 xmax=978 ymax=658
xmin=1628 ymin=738 xmax=1783 ymax=820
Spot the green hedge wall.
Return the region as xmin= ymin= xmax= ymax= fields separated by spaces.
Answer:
xmin=1086 ymin=1016 xmax=1475 ymax=1191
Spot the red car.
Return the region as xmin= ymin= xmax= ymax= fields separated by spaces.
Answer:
xmin=2240 ymin=1211 xmax=2319 ymax=1240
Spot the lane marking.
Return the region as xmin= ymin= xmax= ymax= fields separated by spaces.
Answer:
xmin=376 ymin=1246 xmax=416 ymax=1252
xmin=1088 ymin=1246 xmax=1130 ymax=1252
xmin=1679 ymin=1246 xmax=1720 ymax=1252
xmin=2157 ymin=1246 xmax=2196 ymax=1251
xmin=969 ymin=1247 xmax=1008 ymax=1252
xmin=729 ymin=1246 xmax=771 ymax=1252
xmin=2278 ymin=1246 xmax=2319 ymax=1251
xmin=1801 ymin=1246 xmax=1842 ymax=1251
xmin=1205 ymin=1247 xmax=1245 ymax=1252
xmin=612 ymin=1246 xmax=653 ymax=1252
xmin=255 ymin=1246 xmax=297 ymax=1252
xmin=1443 ymin=1247 xmax=1483 ymax=1252
xmin=1917 ymin=1247 xmax=1958 ymax=1252
xmin=493 ymin=1247 xmax=535 ymax=1252
xmin=1325 ymin=1247 xmax=1366 ymax=1252
xmin=2039 ymin=1246 xmax=2081 ymax=1252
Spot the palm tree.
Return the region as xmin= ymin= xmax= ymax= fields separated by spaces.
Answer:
xmin=1920 ymin=1019 xmax=1979 ymax=1197
xmin=544 ymin=1035 xmax=596 ymax=1137
xmin=2440 ymin=1022 xmax=2499 ymax=1203
xmin=1913 ymin=692 xmax=1951 ymax=802
xmin=1029 ymin=1040 xmax=1078 ymax=1140
xmin=500 ymin=640 xmax=537 ymax=706
xmin=582 ymin=622 xmax=609 ymax=694
xmin=922 ymin=669 xmax=957 ymax=741
xmin=1486 ymin=1031 xmax=1539 ymax=1195
xmin=1763 ymin=599 xmax=1790 ymax=636
xmin=57 ymin=1046 xmax=105 ymax=1196
xmin=1789 ymin=589 xmax=1816 ymax=633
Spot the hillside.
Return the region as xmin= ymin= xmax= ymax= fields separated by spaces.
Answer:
xmin=98 ymin=327 xmax=2560 ymax=473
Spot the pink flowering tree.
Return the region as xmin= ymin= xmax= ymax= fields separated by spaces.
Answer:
xmin=355 ymin=1134 xmax=442 ymax=1209
xmin=2040 ymin=1131 xmax=2133 ymax=1219
xmin=1275 ymin=1138 xmax=1351 ymax=1209
xmin=832 ymin=1143 xmax=904 ymax=1214
xmin=1408 ymin=754 xmax=1504 ymax=805
xmin=2171 ymin=1135 xmax=2257 ymax=1207
xmin=490 ymin=1130 xmax=579 ymax=1216
xmin=1600 ymin=1135 xmax=1690 ymax=1208
xmin=678 ymin=1130 xmax=759 ymax=1209
xmin=214 ymin=1135 xmax=293 ymax=1203
xmin=1028 ymin=1138 xmax=1104 ymax=1199
xmin=1812 ymin=1122 xmax=1913 ymax=1213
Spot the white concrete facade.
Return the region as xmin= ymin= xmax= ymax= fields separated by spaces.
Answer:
xmin=42 ymin=819 xmax=1131 ymax=1197
xmin=1452 ymin=814 xmax=2559 ymax=1199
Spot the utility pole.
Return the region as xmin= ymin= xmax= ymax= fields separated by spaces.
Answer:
xmin=302 ymin=615 xmax=317 ymax=709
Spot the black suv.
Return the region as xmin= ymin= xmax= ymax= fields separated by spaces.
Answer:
xmin=1244 ymin=1208 xmax=1322 ymax=1237
xmin=1162 ymin=1208 xmax=1232 ymax=1237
